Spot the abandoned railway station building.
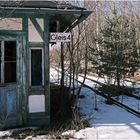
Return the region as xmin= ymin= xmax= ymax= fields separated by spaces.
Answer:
xmin=0 ymin=1 xmax=91 ymax=128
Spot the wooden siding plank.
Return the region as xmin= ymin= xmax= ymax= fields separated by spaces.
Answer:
xmin=0 ymin=89 xmax=5 ymax=128
xmin=0 ymin=86 xmax=19 ymax=128
xmin=6 ymin=88 xmax=17 ymax=116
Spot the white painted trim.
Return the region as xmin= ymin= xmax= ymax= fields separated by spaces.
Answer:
xmin=29 ymin=47 xmax=44 ymax=86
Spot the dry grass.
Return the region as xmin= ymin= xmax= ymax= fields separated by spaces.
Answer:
xmin=4 ymin=109 xmax=89 ymax=139
xmin=0 ymin=86 xmax=89 ymax=139
xmin=0 ymin=111 xmax=89 ymax=139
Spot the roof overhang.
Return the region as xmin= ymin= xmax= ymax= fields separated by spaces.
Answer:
xmin=0 ymin=1 xmax=92 ymax=32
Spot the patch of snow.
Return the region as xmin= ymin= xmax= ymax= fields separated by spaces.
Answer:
xmin=25 ymin=135 xmax=48 ymax=140
xmin=50 ymin=68 xmax=140 ymax=139
xmin=50 ymin=68 xmax=60 ymax=83
xmin=74 ymin=87 xmax=140 ymax=140
xmin=62 ymin=130 xmax=76 ymax=135
xmin=80 ymin=74 xmax=140 ymax=88
xmin=115 ymin=95 xmax=140 ymax=112
xmin=61 ymin=130 xmax=76 ymax=137
xmin=0 ymin=131 xmax=11 ymax=137
xmin=0 ymin=127 xmax=38 ymax=138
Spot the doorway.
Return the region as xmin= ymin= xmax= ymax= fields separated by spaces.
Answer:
xmin=0 ymin=33 xmax=26 ymax=128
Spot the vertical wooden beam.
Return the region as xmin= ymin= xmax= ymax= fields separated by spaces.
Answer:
xmin=1 ymin=41 xmax=4 ymax=83
xmin=22 ymin=16 xmax=28 ymax=125
xmin=22 ymin=17 xmax=28 ymax=41
xmin=44 ymin=14 xmax=50 ymax=124
xmin=17 ymin=35 xmax=22 ymax=125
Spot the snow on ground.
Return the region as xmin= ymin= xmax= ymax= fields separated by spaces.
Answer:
xmin=0 ymin=127 xmax=38 ymax=139
xmin=80 ymin=74 xmax=140 ymax=88
xmin=116 ymin=95 xmax=140 ymax=112
xmin=50 ymin=68 xmax=60 ymax=83
xmin=50 ymin=68 xmax=140 ymax=139
xmin=78 ymin=76 xmax=99 ymax=88
xmin=1 ymin=68 xmax=140 ymax=139
xmin=74 ymin=87 xmax=140 ymax=140
xmin=79 ymin=73 xmax=140 ymax=113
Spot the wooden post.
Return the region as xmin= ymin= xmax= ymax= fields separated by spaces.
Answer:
xmin=44 ymin=14 xmax=50 ymax=124
xmin=56 ymin=20 xmax=64 ymax=89
xmin=22 ymin=16 xmax=28 ymax=125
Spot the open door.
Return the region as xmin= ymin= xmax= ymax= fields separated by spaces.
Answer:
xmin=0 ymin=33 xmax=26 ymax=128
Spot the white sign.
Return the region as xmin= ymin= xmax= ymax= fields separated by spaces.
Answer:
xmin=50 ymin=32 xmax=71 ymax=42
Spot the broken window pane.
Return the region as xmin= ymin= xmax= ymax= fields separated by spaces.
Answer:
xmin=5 ymin=41 xmax=16 ymax=61
xmin=5 ymin=62 xmax=16 ymax=83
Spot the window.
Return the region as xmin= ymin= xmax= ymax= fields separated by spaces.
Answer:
xmin=0 ymin=41 xmax=16 ymax=84
xmin=30 ymin=48 xmax=44 ymax=86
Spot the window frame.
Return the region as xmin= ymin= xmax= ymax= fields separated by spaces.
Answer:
xmin=29 ymin=47 xmax=44 ymax=87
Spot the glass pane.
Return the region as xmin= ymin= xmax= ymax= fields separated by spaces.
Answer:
xmin=5 ymin=41 xmax=16 ymax=61
xmin=4 ymin=41 xmax=16 ymax=83
xmin=5 ymin=62 xmax=16 ymax=83
xmin=31 ymin=49 xmax=42 ymax=86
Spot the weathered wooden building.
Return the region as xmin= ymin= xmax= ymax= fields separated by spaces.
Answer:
xmin=0 ymin=1 xmax=91 ymax=128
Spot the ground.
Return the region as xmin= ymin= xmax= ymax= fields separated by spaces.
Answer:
xmin=73 ymin=87 xmax=140 ymax=140
xmin=0 ymin=68 xmax=140 ymax=139
xmin=1 ymin=88 xmax=140 ymax=139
